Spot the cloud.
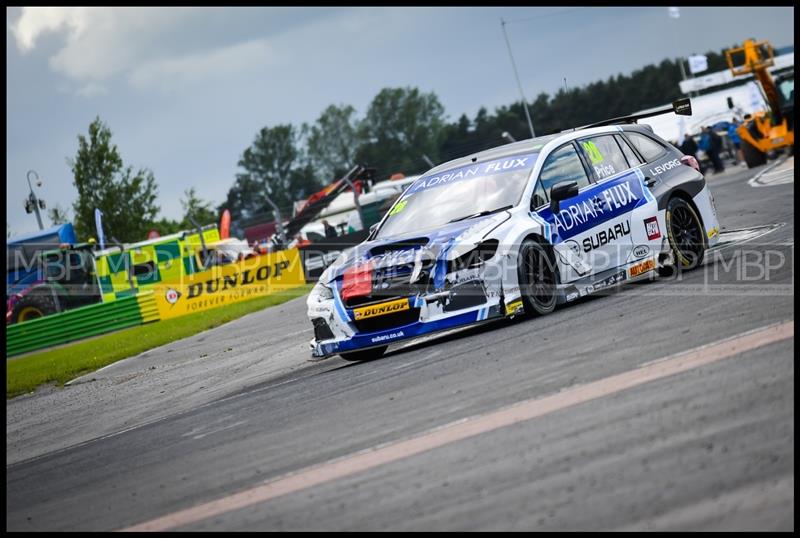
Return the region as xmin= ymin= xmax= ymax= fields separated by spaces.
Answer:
xmin=76 ymin=82 xmax=108 ymax=98
xmin=10 ymin=8 xmax=201 ymax=88
xmin=8 ymin=7 xmax=305 ymax=96
xmin=10 ymin=6 xmax=88 ymax=52
xmin=128 ymin=38 xmax=275 ymax=93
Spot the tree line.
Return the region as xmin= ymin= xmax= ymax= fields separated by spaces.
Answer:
xmin=219 ymin=48 xmax=734 ymax=226
xmin=64 ymin=47 xmax=736 ymax=242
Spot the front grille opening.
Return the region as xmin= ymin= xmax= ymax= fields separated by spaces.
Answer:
xmin=369 ymin=238 xmax=429 ymax=257
xmin=346 ymin=294 xmax=400 ymax=308
xmin=353 ymin=307 xmax=420 ymax=333
xmin=312 ymin=318 xmax=335 ymax=341
xmin=343 ymin=262 xmax=435 ymax=308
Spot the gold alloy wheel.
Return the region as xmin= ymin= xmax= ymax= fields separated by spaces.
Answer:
xmin=665 ymin=198 xmax=706 ymax=269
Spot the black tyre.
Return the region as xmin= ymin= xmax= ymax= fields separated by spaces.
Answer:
xmin=517 ymin=238 xmax=558 ymax=316
xmin=742 ymin=139 xmax=767 ymax=168
xmin=665 ymin=197 xmax=706 ymax=271
xmin=339 ymin=345 xmax=388 ymax=362
xmin=10 ymin=292 xmax=58 ymax=324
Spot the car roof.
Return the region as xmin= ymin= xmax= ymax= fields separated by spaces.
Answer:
xmin=422 ymin=124 xmax=666 ymax=178
xmin=372 ymin=175 xmax=420 ymax=191
xmin=422 ymin=133 xmax=562 ymax=176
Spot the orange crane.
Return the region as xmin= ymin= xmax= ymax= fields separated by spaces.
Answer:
xmin=725 ymin=39 xmax=794 ymax=167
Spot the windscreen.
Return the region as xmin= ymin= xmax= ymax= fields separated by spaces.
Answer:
xmin=375 ymin=152 xmax=538 ymax=239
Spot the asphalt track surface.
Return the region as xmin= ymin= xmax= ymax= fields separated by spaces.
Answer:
xmin=6 ymin=157 xmax=794 ymax=531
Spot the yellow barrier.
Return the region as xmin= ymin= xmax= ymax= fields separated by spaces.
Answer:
xmin=152 ymin=248 xmax=305 ymax=320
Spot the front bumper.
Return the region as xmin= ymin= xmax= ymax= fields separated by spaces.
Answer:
xmin=309 ymin=289 xmax=505 ymax=358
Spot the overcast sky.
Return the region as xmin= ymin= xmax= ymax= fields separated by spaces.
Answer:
xmin=6 ymin=6 xmax=794 ymax=237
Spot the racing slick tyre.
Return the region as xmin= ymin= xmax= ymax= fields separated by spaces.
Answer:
xmin=10 ymin=292 xmax=58 ymax=324
xmin=742 ymin=139 xmax=767 ymax=169
xmin=664 ymin=197 xmax=706 ymax=272
xmin=517 ymin=238 xmax=558 ymax=316
xmin=339 ymin=345 xmax=388 ymax=362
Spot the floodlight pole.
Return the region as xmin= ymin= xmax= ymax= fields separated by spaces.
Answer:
xmin=501 ymin=18 xmax=536 ymax=139
xmin=26 ymin=170 xmax=44 ymax=230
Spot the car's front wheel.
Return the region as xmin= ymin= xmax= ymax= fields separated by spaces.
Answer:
xmin=665 ymin=197 xmax=706 ymax=270
xmin=517 ymin=238 xmax=558 ymax=316
xmin=339 ymin=345 xmax=388 ymax=362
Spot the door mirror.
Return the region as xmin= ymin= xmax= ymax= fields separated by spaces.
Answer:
xmin=549 ymin=181 xmax=579 ymax=213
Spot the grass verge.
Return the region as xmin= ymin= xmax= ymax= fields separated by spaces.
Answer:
xmin=7 ymin=284 xmax=312 ymax=399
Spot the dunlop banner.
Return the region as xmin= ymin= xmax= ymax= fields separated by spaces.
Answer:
xmin=152 ymin=248 xmax=305 ymax=320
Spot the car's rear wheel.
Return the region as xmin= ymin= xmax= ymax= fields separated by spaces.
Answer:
xmin=665 ymin=197 xmax=706 ymax=271
xmin=517 ymin=238 xmax=558 ymax=316
xmin=339 ymin=345 xmax=388 ymax=362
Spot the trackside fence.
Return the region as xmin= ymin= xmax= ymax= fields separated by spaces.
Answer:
xmin=6 ymin=292 xmax=160 ymax=357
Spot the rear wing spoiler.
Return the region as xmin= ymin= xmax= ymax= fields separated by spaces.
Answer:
xmin=566 ymin=98 xmax=692 ymax=132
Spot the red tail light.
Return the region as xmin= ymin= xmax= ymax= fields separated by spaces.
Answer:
xmin=680 ymin=155 xmax=701 ymax=173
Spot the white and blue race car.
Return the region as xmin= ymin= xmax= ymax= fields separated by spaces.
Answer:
xmin=307 ymin=99 xmax=720 ymax=361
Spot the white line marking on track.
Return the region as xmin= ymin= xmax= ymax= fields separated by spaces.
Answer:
xmin=705 ymin=223 xmax=786 ymax=257
xmin=65 ymin=360 xmax=122 ymax=382
xmin=9 ymin=349 xmax=338 ymax=469
xmin=120 ymin=319 xmax=794 ymax=532
xmin=748 ymin=156 xmax=794 ymax=187
xmin=397 ymin=326 xmax=473 ymax=349
xmin=64 ymin=328 xmax=313 ymax=386
xmin=393 ymin=350 xmax=442 ymax=370
xmin=188 ymin=420 xmax=248 ymax=441
xmin=283 ymin=328 xmax=313 ymax=337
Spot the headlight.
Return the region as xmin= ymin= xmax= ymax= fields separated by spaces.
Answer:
xmin=458 ymin=212 xmax=511 ymax=245
xmin=308 ymin=281 xmax=334 ymax=303
xmin=319 ymin=251 xmax=348 ymax=284
xmin=448 ymin=239 xmax=499 ymax=272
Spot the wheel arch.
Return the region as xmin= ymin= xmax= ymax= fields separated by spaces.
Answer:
xmin=521 ymin=231 xmax=549 ymax=246
xmin=515 ymin=233 xmax=560 ymax=315
xmin=668 ymin=189 xmax=706 ymax=231
xmin=517 ymin=232 xmax=561 ymax=283
xmin=664 ymin=190 xmax=709 ymax=263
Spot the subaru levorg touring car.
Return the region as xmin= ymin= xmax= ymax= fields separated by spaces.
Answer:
xmin=307 ymin=99 xmax=720 ymax=361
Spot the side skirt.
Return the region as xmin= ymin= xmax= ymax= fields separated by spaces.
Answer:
xmin=557 ymin=258 xmax=659 ymax=304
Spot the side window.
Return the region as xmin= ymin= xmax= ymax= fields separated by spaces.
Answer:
xmin=615 ymin=134 xmax=643 ymax=167
xmin=531 ymin=181 xmax=547 ymax=208
xmin=537 ymin=144 xmax=591 ymax=200
xmin=578 ymin=135 xmax=630 ymax=181
xmin=625 ymin=132 xmax=666 ymax=162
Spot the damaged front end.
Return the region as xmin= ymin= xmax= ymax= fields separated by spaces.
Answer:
xmin=307 ymin=214 xmax=512 ymax=358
